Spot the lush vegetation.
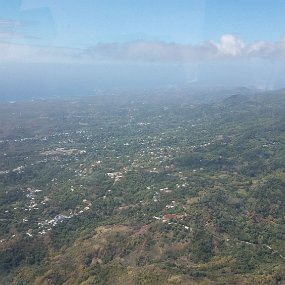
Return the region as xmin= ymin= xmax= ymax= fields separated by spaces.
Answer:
xmin=0 ymin=89 xmax=285 ymax=284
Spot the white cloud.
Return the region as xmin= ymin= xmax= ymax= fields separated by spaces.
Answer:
xmin=79 ymin=35 xmax=285 ymax=62
xmin=0 ymin=42 xmax=79 ymax=64
xmin=0 ymin=42 xmax=32 ymax=62
xmin=82 ymin=41 xmax=216 ymax=62
xmin=246 ymin=38 xmax=285 ymax=58
xmin=213 ymin=34 xmax=245 ymax=56
xmin=1 ymin=35 xmax=285 ymax=64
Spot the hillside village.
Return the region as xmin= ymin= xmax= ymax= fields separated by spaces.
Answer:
xmin=0 ymin=91 xmax=285 ymax=284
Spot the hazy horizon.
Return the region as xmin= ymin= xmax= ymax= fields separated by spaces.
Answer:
xmin=1 ymin=0 xmax=285 ymax=100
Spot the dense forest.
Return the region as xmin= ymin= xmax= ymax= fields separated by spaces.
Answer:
xmin=0 ymin=88 xmax=284 ymax=284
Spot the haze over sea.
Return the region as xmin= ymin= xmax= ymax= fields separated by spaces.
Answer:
xmin=1 ymin=0 xmax=285 ymax=101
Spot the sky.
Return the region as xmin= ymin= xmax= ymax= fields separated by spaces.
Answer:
xmin=0 ymin=0 xmax=285 ymax=99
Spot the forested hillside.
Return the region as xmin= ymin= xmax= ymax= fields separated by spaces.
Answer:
xmin=0 ymin=89 xmax=284 ymax=285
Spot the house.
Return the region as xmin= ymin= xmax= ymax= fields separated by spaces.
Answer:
xmin=162 ymin=214 xmax=177 ymax=221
